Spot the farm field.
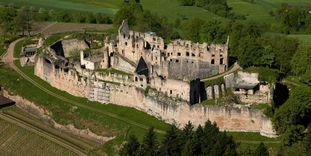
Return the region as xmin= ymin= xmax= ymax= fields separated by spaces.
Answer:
xmin=0 ymin=0 xmax=117 ymax=14
xmin=0 ymin=116 xmax=75 ymax=155
xmin=32 ymin=22 xmax=113 ymax=35
xmin=1 ymin=0 xmax=311 ymax=22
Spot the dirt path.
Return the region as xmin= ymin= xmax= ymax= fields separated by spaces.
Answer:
xmin=0 ymin=113 xmax=86 ymax=156
xmin=2 ymin=38 xmax=24 ymax=63
xmin=3 ymin=38 xmax=165 ymax=134
xmin=202 ymin=63 xmax=241 ymax=81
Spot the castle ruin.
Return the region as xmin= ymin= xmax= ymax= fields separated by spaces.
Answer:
xmin=34 ymin=20 xmax=277 ymax=137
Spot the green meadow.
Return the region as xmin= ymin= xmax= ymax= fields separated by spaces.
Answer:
xmin=1 ymin=0 xmax=311 ymax=22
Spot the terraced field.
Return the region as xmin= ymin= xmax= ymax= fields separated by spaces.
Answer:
xmin=0 ymin=118 xmax=75 ymax=155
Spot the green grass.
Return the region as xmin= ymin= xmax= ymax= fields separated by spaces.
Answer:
xmin=229 ymin=132 xmax=281 ymax=155
xmin=96 ymin=68 xmax=132 ymax=76
xmin=288 ymin=34 xmax=311 ymax=46
xmin=228 ymin=0 xmax=311 ymax=22
xmin=251 ymin=103 xmax=269 ymax=110
xmin=2 ymin=0 xmax=311 ymax=24
xmin=13 ymin=39 xmax=24 ymax=58
xmin=0 ymin=0 xmax=118 ymax=14
xmin=141 ymin=0 xmax=223 ymax=21
xmin=44 ymin=33 xmax=71 ymax=47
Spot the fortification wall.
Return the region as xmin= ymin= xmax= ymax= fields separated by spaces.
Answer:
xmin=35 ymin=59 xmax=277 ymax=137
xmin=108 ymin=86 xmax=277 ymax=138
xmin=166 ymin=58 xmax=218 ymax=80
xmin=35 ymin=57 xmax=89 ymax=97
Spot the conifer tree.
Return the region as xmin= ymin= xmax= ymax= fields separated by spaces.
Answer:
xmin=254 ymin=143 xmax=269 ymax=156
xmin=138 ymin=127 xmax=158 ymax=156
xmin=120 ymin=135 xmax=140 ymax=156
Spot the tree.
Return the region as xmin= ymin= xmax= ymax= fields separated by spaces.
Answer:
xmin=272 ymin=36 xmax=299 ymax=73
xmin=291 ymin=45 xmax=311 ymax=76
xmin=254 ymin=143 xmax=269 ymax=156
xmin=113 ymin=0 xmax=143 ymax=27
xmin=15 ymin=7 xmax=33 ymax=36
xmin=201 ymin=20 xmax=228 ymax=43
xmin=237 ymin=37 xmax=263 ymax=68
xmin=0 ymin=7 xmax=17 ymax=38
xmin=160 ymin=125 xmax=181 ymax=155
xmin=281 ymin=125 xmax=305 ymax=146
xmin=120 ymin=135 xmax=141 ymax=156
xmin=276 ymin=4 xmax=308 ymax=32
xmin=303 ymin=128 xmax=311 ymax=155
xmin=181 ymin=140 xmax=194 ymax=156
xmin=138 ymin=127 xmax=158 ymax=156
xmin=181 ymin=17 xmax=204 ymax=43
xmin=274 ymin=86 xmax=311 ymax=135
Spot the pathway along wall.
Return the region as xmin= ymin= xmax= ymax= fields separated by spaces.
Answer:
xmin=34 ymin=60 xmax=278 ymax=138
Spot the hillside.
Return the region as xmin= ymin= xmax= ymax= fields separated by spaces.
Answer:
xmin=1 ymin=0 xmax=311 ymax=22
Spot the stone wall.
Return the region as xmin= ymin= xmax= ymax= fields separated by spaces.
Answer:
xmin=108 ymin=86 xmax=277 ymax=138
xmin=35 ymin=60 xmax=277 ymax=138
xmin=35 ymin=56 xmax=89 ymax=97
xmin=166 ymin=58 xmax=218 ymax=80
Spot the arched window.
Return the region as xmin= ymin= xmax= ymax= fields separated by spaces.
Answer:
xmin=211 ymin=59 xmax=215 ymax=64
xmin=220 ymin=58 xmax=224 ymax=65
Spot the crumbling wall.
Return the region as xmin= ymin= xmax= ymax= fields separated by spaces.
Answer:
xmin=35 ymin=56 xmax=88 ymax=97
xmin=35 ymin=58 xmax=277 ymax=137
xmin=113 ymin=55 xmax=135 ymax=73
xmin=107 ymin=84 xmax=277 ymax=138
xmin=167 ymin=58 xmax=218 ymax=80
xmin=62 ymin=39 xmax=89 ymax=58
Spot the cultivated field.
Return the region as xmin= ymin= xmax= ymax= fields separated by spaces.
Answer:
xmin=0 ymin=0 xmax=117 ymax=14
xmin=32 ymin=22 xmax=113 ymax=35
xmin=1 ymin=0 xmax=311 ymax=22
xmin=0 ymin=118 xmax=75 ymax=155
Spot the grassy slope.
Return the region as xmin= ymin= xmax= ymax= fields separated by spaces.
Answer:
xmin=288 ymin=34 xmax=311 ymax=46
xmin=228 ymin=0 xmax=311 ymax=22
xmin=0 ymin=0 xmax=118 ymax=14
xmin=1 ymin=0 xmax=311 ymax=22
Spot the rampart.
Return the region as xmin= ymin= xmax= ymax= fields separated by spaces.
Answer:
xmin=34 ymin=58 xmax=277 ymax=138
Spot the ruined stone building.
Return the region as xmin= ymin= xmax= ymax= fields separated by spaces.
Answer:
xmin=34 ymin=20 xmax=276 ymax=137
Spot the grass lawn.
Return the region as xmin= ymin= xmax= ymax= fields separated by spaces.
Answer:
xmin=13 ymin=39 xmax=24 ymax=58
xmin=288 ymin=34 xmax=311 ymax=46
xmin=228 ymin=132 xmax=281 ymax=155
